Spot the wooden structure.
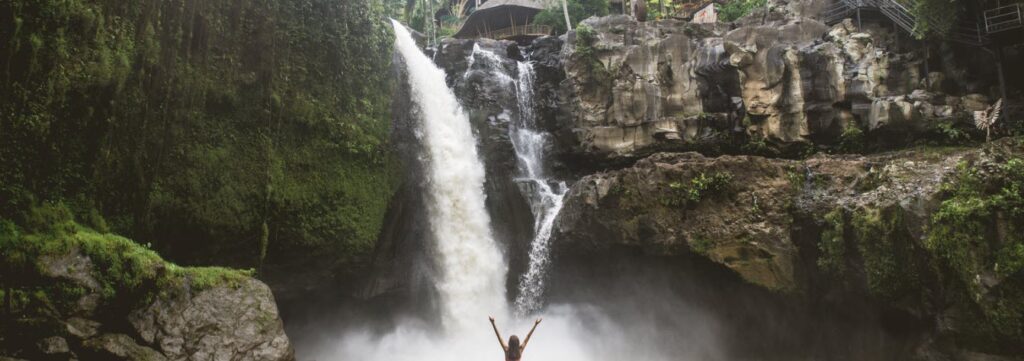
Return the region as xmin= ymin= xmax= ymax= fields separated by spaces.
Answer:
xmin=453 ymin=0 xmax=557 ymax=40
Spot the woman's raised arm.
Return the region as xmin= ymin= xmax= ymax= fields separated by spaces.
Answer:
xmin=489 ymin=316 xmax=508 ymax=351
xmin=520 ymin=318 xmax=542 ymax=353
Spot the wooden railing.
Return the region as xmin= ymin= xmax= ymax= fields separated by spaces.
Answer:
xmin=478 ymin=24 xmax=553 ymax=40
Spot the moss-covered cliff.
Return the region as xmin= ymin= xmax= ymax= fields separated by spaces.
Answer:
xmin=0 ymin=0 xmax=398 ymax=291
xmin=0 ymin=203 xmax=293 ymax=359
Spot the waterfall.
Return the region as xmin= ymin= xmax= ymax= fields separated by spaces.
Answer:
xmin=510 ymin=60 xmax=569 ymax=315
xmin=318 ymin=22 xmax=708 ymax=361
xmin=390 ymin=20 xmax=507 ymax=330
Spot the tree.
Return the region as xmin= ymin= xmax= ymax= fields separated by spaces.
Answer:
xmin=533 ymin=0 xmax=610 ymax=34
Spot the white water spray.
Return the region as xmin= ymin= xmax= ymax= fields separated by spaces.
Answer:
xmin=390 ymin=20 xmax=507 ymax=330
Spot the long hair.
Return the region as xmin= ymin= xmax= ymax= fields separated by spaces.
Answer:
xmin=506 ymin=335 xmax=521 ymax=360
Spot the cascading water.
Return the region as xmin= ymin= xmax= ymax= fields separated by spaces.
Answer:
xmin=509 ymin=60 xmax=569 ymax=315
xmin=390 ymin=19 xmax=507 ymax=330
xmin=313 ymin=21 xmax=715 ymax=361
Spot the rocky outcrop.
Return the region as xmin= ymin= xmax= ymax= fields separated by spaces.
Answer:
xmin=0 ymin=213 xmax=294 ymax=361
xmin=540 ymin=15 xmax=997 ymax=162
xmin=552 ymin=137 xmax=1024 ymax=356
xmin=127 ymin=278 xmax=291 ymax=361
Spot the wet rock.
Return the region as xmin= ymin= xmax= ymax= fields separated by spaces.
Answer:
xmin=36 ymin=336 xmax=70 ymax=355
xmin=81 ymin=334 xmax=167 ymax=361
xmin=65 ymin=317 xmax=100 ymax=340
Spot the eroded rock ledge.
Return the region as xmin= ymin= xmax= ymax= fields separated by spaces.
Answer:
xmin=552 ymin=137 xmax=1024 ymax=357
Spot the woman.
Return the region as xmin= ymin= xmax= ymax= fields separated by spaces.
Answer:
xmin=489 ymin=316 xmax=542 ymax=361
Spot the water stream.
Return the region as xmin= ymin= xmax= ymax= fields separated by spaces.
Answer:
xmin=509 ymin=60 xmax=569 ymax=316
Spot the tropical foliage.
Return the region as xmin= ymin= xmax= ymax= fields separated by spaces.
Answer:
xmin=533 ymin=0 xmax=610 ymax=34
xmin=0 ymin=0 xmax=400 ymax=273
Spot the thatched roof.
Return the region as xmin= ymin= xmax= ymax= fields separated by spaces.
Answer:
xmin=453 ymin=0 xmax=557 ymax=38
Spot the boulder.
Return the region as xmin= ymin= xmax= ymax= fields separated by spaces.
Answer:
xmin=129 ymin=278 xmax=293 ymax=361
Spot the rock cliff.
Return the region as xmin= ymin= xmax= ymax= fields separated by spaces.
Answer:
xmin=534 ymin=14 xmax=999 ymax=162
xmin=408 ymin=10 xmax=1021 ymax=358
xmin=552 ymin=137 xmax=1024 ymax=357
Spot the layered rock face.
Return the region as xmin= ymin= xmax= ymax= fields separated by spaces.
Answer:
xmin=542 ymin=14 xmax=997 ymax=161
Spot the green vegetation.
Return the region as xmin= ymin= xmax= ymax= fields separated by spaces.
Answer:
xmin=816 ymin=206 xmax=927 ymax=300
xmin=926 ymin=157 xmax=1024 ymax=344
xmin=741 ymin=133 xmax=780 ymax=156
xmin=815 ymin=152 xmax=1024 ymax=351
xmin=838 ymin=124 xmax=866 ymax=153
xmin=817 ymin=208 xmax=847 ymax=275
xmin=0 ymin=0 xmax=400 ymax=273
xmin=662 ymin=171 xmax=734 ymax=208
xmin=717 ymin=0 xmax=767 ymax=22
xmin=936 ymin=119 xmax=973 ymax=144
xmin=928 ymin=158 xmax=1024 ymax=279
xmin=690 ymin=234 xmax=714 ymax=255
xmin=570 ymin=23 xmax=614 ymax=93
xmin=0 ymin=203 xmax=252 ymax=317
xmin=533 ymin=0 xmax=610 ymax=34
xmin=850 ymin=207 xmax=926 ymax=300
xmin=911 ymin=0 xmax=960 ymax=38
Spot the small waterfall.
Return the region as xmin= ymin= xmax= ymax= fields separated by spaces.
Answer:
xmin=510 ymin=60 xmax=569 ymax=315
xmin=390 ymin=20 xmax=507 ymax=331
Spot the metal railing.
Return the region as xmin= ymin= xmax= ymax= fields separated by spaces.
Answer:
xmin=823 ymin=0 xmax=990 ymax=46
xmin=984 ymin=3 xmax=1023 ymax=33
xmin=478 ymin=24 xmax=553 ymax=40
xmin=822 ymin=0 xmax=854 ymax=24
xmin=949 ymin=21 xmax=987 ymax=46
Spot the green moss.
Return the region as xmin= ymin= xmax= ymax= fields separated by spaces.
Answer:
xmin=1 ymin=0 xmax=401 ymax=272
xmin=817 ymin=208 xmax=847 ymax=275
xmin=1 ymin=203 xmax=254 ymax=316
xmin=851 ymin=207 xmax=923 ymax=299
xmin=923 ymin=156 xmax=1024 ymax=344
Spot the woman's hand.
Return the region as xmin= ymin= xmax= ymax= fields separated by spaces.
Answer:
xmin=534 ymin=318 xmax=543 ymax=325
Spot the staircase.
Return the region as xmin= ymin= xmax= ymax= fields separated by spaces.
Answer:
xmin=822 ymin=0 xmax=989 ymax=46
